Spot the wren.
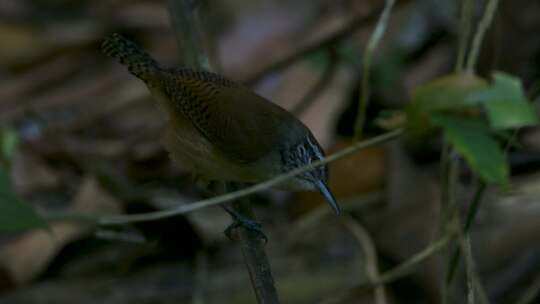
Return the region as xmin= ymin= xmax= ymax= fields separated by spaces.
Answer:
xmin=102 ymin=34 xmax=340 ymax=214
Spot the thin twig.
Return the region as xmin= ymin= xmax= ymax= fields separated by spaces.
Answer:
xmin=446 ymin=157 xmax=461 ymax=297
xmin=463 ymin=236 xmax=475 ymax=304
xmin=95 ymin=129 xmax=403 ymax=225
xmin=455 ymin=0 xmax=474 ymax=73
xmin=289 ymin=191 xmax=382 ymax=242
xmin=196 ymin=0 xmax=223 ymax=72
xmin=230 ymin=194 xmax=280 ymax=304
xmin=243 ymin=6 xmax=389 ymax=86
xmin=439 ymin=142 xmax=454 ymax=304
xmin=465 ymin=0 xmax=500 ymax=72
xmin=291 ymin=47 xmax=338 ymax=115
xmin=354 ymin=0 xmax=396 ymax=139
xmin=167 ymin=0 xmax=208 ymax=69
xmin=374 ymin=235 xmax=453 ymax=287
xmin=447 ymin=128 xmax=516 ymax=284
xmin=459 ymin=234 xmax=490 ymax=304
xmin=343 ymin=216 xmax=387 ymax=304
xmin=446 ymin=182 xmax=486 ymax=284
xmin=439 ymin=142 xmax=451 ymax=233
xmin=463 ymin=183 xmax=487 ymax=233
xmin=167 ymin=2 xmax=278 ymax=303
xmin=320 ymin=235 xmax=453 ymax=304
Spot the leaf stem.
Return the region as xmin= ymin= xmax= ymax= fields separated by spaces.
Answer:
xmin=445 ymin=181 xmax=486 ymax=284
xmin=456 ymin=0 xmax=473 ymax=72
xmin=353 ymin=0 xmax=396 ymax=139
xmin=465 ymin=0 xmax=500 ymax=72
xmin=343 ymin=216 xmax=387 ymax=304
xmin=459 ymin=233 xmax=490 ymax=304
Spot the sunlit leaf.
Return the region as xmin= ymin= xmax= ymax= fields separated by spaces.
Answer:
xmin=0 ymin=169 xmax=48 ymax=232
xmin=431 ymin=114 xmax=508 ymax=185
xmin=466 ymin=72 xmax=539 ymax=129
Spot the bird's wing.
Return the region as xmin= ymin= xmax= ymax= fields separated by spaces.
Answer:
xmin=164 ymin=74 xmax=288 ymax=163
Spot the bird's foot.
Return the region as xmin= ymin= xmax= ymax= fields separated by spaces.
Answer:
xmin=222 ymin=205 xmax=267 ymax=244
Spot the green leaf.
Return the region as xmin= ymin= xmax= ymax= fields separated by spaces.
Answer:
xmin=412 ymin=73 xmax=487 ymax=112
xmin=431 ymin=114 xmax=508 ymax=185
xmin=0 ymin=169 xmax=48 ymax=232
xmin=466 ymin=72 xmax=539 ymax=129
xmin=406 ymin=73 xmax=488 ymax=140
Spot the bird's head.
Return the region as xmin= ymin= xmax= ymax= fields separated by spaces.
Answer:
xmin=281 ymin=133 xmax=341 ymax=215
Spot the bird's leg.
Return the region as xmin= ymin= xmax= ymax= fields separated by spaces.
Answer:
xmin=221 ymin=203 xmax=267 ymax=244
xmin=221 ymin=182 xmax=267 ymax=243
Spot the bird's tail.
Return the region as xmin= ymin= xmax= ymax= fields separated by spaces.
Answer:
xmin=102 ymin=33 xmax=161 ymax=84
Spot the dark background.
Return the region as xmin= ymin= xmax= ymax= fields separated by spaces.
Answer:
xmin=0 ymin=0 xmax=539 ymax=303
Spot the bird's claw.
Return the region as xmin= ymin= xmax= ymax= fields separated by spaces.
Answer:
xmin=222 ymin=205 xmax=268 ymax=244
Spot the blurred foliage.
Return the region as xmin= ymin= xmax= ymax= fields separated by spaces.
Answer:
xmin=0 ymin=129 xmax=48 ymax=232
xmin=406 ymin=71 xmax=538 ymax=185
xmin=432 ymin=114 xmax=508 ymax=185
xmin=0 ymin=128 xmax=18 ymax=164
xmin=406 ymin=73 xmax=488 ymax=140
xmin=466 ymin=72 xmax=539 ymax=129
xmin=0 ymin=170 xmax=48 ymax=232
xmin=372 ymin=48 xmax=407 ymax=92
xmin=1 ymin=0 xmax=540 ymax=303
xmin=304 ymin=47 xmax=332 ymax=69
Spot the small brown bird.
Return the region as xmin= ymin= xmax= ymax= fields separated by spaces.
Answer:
xmin=101 ymin=34 xmax=340 ymax=215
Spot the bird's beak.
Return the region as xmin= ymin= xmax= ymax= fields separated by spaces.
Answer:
xmin=316 ymin=180 xmax=341 ymax=215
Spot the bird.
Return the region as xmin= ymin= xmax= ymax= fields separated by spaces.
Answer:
xmin=101 ymin=34 xmax=340 ymax=223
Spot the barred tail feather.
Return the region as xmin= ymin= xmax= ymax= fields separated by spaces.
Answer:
xmin=102 ymin=33 xmax=160 ymax=84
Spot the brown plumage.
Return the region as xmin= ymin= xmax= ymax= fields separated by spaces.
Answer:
xmin=102 ymin=33 xmax=340 ymax=214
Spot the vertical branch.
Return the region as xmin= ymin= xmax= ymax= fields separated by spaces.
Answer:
xmin=167 ymin=0 xmax=209 ymax=69
xmin=442 ymin=1 xmax=501 ymax=302
xmin=455 ymin=0 xmax=474 ymax=73
xmin=440 ymin=150 xmax=460 ymax=304
xmin=459 ymin=234 xmax=490 ymax=304
xmin=446 ymin=131 xmax=516 ymax=286
xmin=353 ymin=0 xmax=396 ymax=140
xmin=196 ymin=0 xmax=224 ymax=73
xmin=438 ymin=142 xmax=451 ymax=234
xmin=446 ymin=182 xmax=486 ymax=284
xmin=231 ymin=193 xmax=280 ymax=304
xmin=343 ymin=216 xmax=388 ymax=304
xmin=166 ymin=2 xmax=279 ymax=303
xmin=465 ymin=0 xmax=500 ymax=72
xmin=461 ymin=235 xmax=475 ymax=304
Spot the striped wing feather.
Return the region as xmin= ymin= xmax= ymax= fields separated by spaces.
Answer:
xmin=163 ymin=72 xmax=290 ymax=163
